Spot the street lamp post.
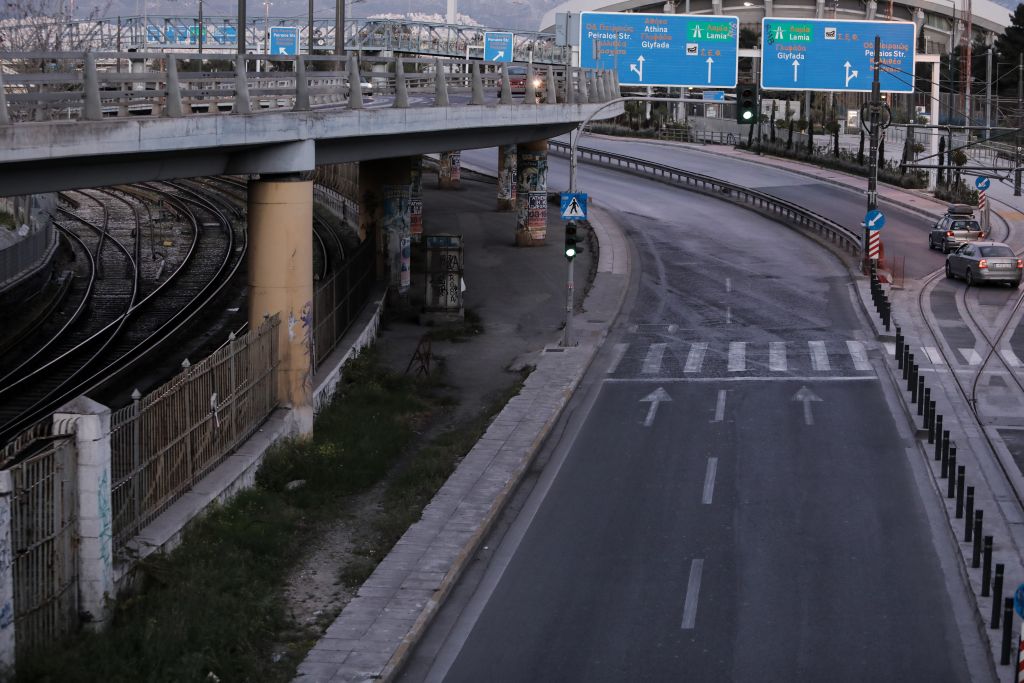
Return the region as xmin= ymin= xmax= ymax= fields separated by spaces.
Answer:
xmin=335 ymin=0 xmax=344 ymax=54
xmin=237 ymin=0 xmax=245 ymax=54
xmin=198 ymin=0 xmax=203 ymax=54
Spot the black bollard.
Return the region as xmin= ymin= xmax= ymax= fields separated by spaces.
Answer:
xmin=943 ymin=443 xmax=955 ymax=478
xmin=883 ymin=302 xmax=891 ymax=331
xmin=916 ymin=376 xmax=925 ymax=406
xmin=908 ymin=353 xmax=916 ymax=388
xmin=965 ymin=487 xmax=975 ymax=542
xmin=982 ymin=536 xmax=993 ymax=597
xmin=992 ymin=564 xmax=1004 ymax=629
xmin=896 ymin=327 xmax=903 ymax=359
xmin=956 ymin=468 xmax=966 ymax=518
xmin=972 ymin=510 xmax=984 ymax=568
xmin=935 ymin=423 xmax=946 ymax=461
xmin=1002 ymin=598 xmax=1013 ymax=665
xmin=947 ymin=452 xmax=957 ymax=498
xmin=923 ymin=388 xmax=931 ymax=423
xmin=903 ymin=347 xmax=911 ymax=379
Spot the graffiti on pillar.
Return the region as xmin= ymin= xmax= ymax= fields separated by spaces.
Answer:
xmin=450 ymin=151 xmax=462 ymax=183
xmin=0 ymin=498 xmax=10 ymax=630
xmin=498 ymin=145 xmax=517 ymax=202
xmin=384 ymin=185 xmax=411 ymax=292
xmin=528 ymin=192 xmax=548 ymax=234
xmin=301 ymin=301 xmax=314 ymax=391
xmin=410 ymin=158 xmax=424 ymax=241
xmin=97 ymin=468 xmax=112 ymax=567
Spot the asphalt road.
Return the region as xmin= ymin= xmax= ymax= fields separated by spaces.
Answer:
xmin=399 ymin=148 xmax=983 ymax=682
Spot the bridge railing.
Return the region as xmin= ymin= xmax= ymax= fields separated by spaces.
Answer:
xmin=0 ymin=51 xmax=619 ymax=123
xmin=550 ymin=140 xmax=861 ymax=257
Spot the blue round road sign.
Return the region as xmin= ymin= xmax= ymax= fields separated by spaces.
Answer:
xmin=975 ymin=176 xmax=991 ymax=191
xmin=865 ymin=209 xmax=886 ymax=231
xmin=1014 ymin=583 xmax=1024 ymax=619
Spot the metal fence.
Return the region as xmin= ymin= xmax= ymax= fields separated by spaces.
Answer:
xmin=313 ymin=233 xmax=375 ymax=371
xmin=7 ymin=428 xmax=78 ymax=658
xmin=0 ymin=225 xmax=56 ymax=288
xmin=109 ymin=315 xmax=279 ymax=550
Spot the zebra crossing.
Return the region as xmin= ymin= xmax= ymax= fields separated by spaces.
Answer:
xmin=607 ymin=339 xmax=876 ymax=378
xmin=882 ymin=343 xmax=1024 ymax=370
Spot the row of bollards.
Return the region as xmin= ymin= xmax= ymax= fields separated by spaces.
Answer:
xmin=877 ymin=270 xmax=1017 ymax=667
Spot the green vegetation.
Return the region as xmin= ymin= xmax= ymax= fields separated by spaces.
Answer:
xmin=16 ymin=346 xmax=526 ymax=683
xmin=0 ymin=210 xmax=15 ymax=229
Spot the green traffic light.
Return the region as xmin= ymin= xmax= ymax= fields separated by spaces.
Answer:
xmin=565 ymin=246 xmax=577 ymax=258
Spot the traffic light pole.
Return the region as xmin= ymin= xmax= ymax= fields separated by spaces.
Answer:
xmin=1016 ymin=53 xmax=1022 ymax=197
xmin=865 ymin=35 xmax=881 ymax=271
xmin=563 ymin=256 xmax=575 ymax=347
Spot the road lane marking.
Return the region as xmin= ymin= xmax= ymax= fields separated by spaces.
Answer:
xmin=607 ymin=343 xmax=628 ymax=374
xmin=641 ymin=387 xmax=671 ymax=427
xmin=769 ymin=342 xmax=787 ymax=371
xmin=728 ymin=342 xmax=746 ymax=372
xmin=725 ymin=277 xmax=732 ymax=293
xmin=809 ymin=341 xmax=830 ymax=371
xmin=923 ymin=346 xmax=944 ymax=364
xmin=643 ymin=343 xmax=666 ymax=374
xmin=846 ymin=340 xmax=871 ymax=371
xmin=680 ymin=559 xmax=704 ymax=630
xmin=685 ymin=342 xmax=708 ymax=373
xmin=702 ymin=458 xmax=718 ymax=504
xmin=605 ymin=375 xmax=876 ymax=383
xmin=712 ymin=390 xmax=727 ymax=422
xmin=1002 ymin=349 xmax=1023 ymax=368
xmin=960 ymin=348 xmax=983 ymax=365
xmin=726 ymin=307 xmax=732 ymax=324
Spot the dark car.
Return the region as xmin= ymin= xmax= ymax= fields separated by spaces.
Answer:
xmin=928 ymin=204 xmax=986 ymax=253
xmin=945 ymin=241 xmax=1022 ymax=287
xmin=507 ymin=65 xmax=545 ymax=97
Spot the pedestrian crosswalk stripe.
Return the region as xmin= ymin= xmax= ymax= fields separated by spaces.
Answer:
xmin=685 ymin=342 xmax=708 ymax=373
xmin=846 ymin=341 xmax=871 ymax=371
xmin=959 ymin=348 xmax=983 ymax=365
xmin=728 ymin=342 xmax=746 ymax=372
xmin=769 ymin=342 xmax=787 ymax=372
xmin=643 ymin=343 xmax=667 ymax=374
xmin=608 ymin=343 xmax=629 ymax=374
xmin=1002 ymin=349 xmax=1023 ymax=368
xmin=922 ymin=346 xmax=944 ymax=364
xmin=809 ymin=341 xmax=830 ymax=371
xmin=883 ymin=342 xmax=896 ymax=358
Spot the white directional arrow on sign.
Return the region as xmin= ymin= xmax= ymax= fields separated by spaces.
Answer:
xmin=492 ymin=51 xmax=505 ymax=61
xmin=844 ymin=61 xmax=858 ymax=88
xmin=867 ymin=213 xmax=883 ymax=227
xmin=641 ymin=387 xmax=671 ymax=427
xmin=278 ymin=47 xmax=287 ymax=54
xmin=792 ymin=386 xmax=823 ymax=426
xmin=630 ymin=55 xmax=645 ymax=81
xmin=706 ymin=57 xmax=714 ymax=83
xmin=792 ymin=60 xmax=799 ymax=82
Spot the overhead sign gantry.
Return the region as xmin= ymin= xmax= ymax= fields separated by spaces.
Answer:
xmin=579 ymin=12 xmax=739 ymax=88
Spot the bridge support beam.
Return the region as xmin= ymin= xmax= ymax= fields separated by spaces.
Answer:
xmin=247 ymin=175 xmax=315 ymax=436
xmin=359 ymin=158 xmax=413 ymax=296
xmin=497 ymin=144 xmax=517 ymax=211
xmin=515 ymin=140 xmax=549 ymax=246
xmin=438 ymin=151 xmax=461 ymax=189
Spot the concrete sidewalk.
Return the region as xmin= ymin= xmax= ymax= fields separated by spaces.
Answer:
xmin=295 ymin=168 xmax=630 ymax=682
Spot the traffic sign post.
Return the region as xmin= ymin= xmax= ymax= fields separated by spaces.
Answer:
xmin=760 ymin=18 xmax=915 ymax=92
xmin=865 ymin=209 xmax=886 ymax=230
xmin=580 ymin=12 xmax=739 ymax=88
xmin=976 ymin=176 xmax=991 ymax=231
xmin=269 ymin=26 xmax=298 ymax=56
xmin=484 ymin=32 xmax=514 ymax=62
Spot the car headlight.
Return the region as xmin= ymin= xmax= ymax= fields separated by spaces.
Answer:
xmin=532 ymin=78 xmax=543 ymax=89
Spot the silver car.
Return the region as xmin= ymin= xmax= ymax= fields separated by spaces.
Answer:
xmin=945 ymin=241 xmax=1022 ymax=288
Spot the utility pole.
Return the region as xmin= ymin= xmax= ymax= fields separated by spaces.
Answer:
xmin=335 ymin=0 xmax=344 ymax=54
xmin=237 ymin=0 xmax=246 ymax=54
xmin=985 ymin=48 xmax=992 ymax=139
xmin=198 ymin=0 xmax=204 ymax=54
xmin=308 ymin=0 xmax=313 ymax=54
xmin=865 ymin=35 xmax=881 ymax=271
xmin=1016 ymin=52 xmax=1022 ymax=196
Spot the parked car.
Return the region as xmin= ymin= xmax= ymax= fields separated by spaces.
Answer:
xmin=945 ymin=241 xmax=1022 ymax=287
xmin=928 ymin=204 xmax=986 ymax=253
xmin=508 ymin=65 xmax=545 ymax=97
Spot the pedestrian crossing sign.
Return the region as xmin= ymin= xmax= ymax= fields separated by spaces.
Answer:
xmin=560 ymin=192 xmax=588 ymax=221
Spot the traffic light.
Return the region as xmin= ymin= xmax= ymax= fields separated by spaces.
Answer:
xmin=736 ymin=82 xmax=758 ymax=124
xmin=564 ymin=222 xmax=579 ymax=260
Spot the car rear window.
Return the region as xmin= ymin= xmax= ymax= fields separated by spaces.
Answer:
xmin=950 ymin=220 xmax=980 ymax=231
xmin=979 ymin=245 xmax=1015 ymax=257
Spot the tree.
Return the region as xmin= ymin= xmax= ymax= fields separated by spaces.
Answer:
xmin=769 ymin=100 xmax=777 ymax=143
xmin=787 ymin=118 xmax=794 ymax=151
xmin=996 ymin=3 xmax=1024 ymax=93
xmin=0 ymin=0 xmax=110 ymax=67
xmin=858 ymin=130 xmax=865 ymax=165
xmin=938 ymin=136 xmax=946 ymax=183
xmin=807 ymin=120 xmax=814 ymax=154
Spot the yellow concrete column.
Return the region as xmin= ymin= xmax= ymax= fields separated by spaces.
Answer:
xmin=248 ymin=176 xmax=315 ymax=436
xmin=515 ymin=139 xmax=549 ymax=246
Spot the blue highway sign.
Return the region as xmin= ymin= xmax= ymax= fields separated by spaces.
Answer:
xmin=1015 ymin=583 xmax=1024 ymax=619
xmin=269 ymin=26 xmax=298 ymax=56
xmin=703 ymin=90 xmax=725 ymax=101
xmin=484 ymin=32 xmax=514 ymax=62
xmin=975 ymin=176 xmax=991 ymax=190
xmin=761 ymin=19 xmax=915 ymax=92
xmin=561 ymin=192 xmax=588 ymax=220
xmin=580 ymin=12 xmax=739 ymax=88
xmin=865 ymin=209 xmax=886 ymax=230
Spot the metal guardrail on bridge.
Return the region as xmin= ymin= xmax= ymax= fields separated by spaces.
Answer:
xmin=548 ymin=139 xmax=861 ymax=257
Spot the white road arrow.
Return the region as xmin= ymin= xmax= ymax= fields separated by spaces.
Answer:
xmin=641 ymin=387 xmax=671 ymax=427
xmin=792 ymin=386 xmax=823 ymax=426
xmin=630 ymin=55 xmax=645 ymax=81
xmin=844 ymin=61 xmax=858 ymax=88
xmin=491 ymin=50 xmax=505 ymax=61
xmin=706 ymin=57 xmax=714 ymax=83
xmin=792 ymin=60 xmax=799 ymax=82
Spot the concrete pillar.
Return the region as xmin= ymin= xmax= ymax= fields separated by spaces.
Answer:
xmin=438 ymin=151 xmax=461 ymax=189
xmin=515 ymin=140 xmax=549 ymax=246
xmin=497 ymin=144 xmax=518 ymax=211
xmin=359 ymin=158 xmax=413 ymax=293
xmin=0 ymin=470 xmax=14 ymax=668
xmin=54 ymin=397 xmax=113 ymax=631
xmin=247 ymin=176 xmax=315 ymax=435
xmin=410 ymin=156 xmax=424 ymax=243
